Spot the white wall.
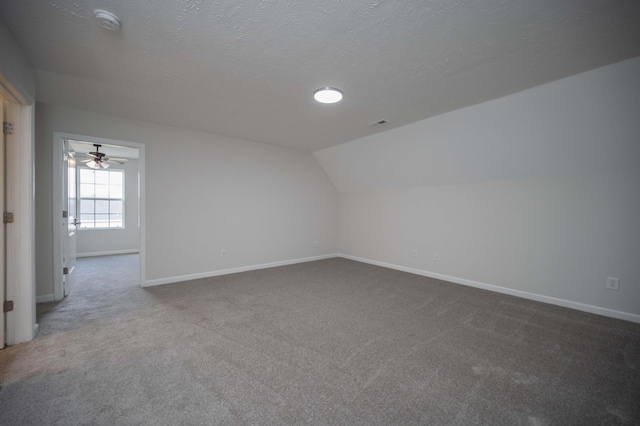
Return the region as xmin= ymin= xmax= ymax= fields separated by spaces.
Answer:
xmin=36 ymin=102 xmax=339 ymax=297
xmin=76 ymin=159 xmax=140 ymax=256
xmin=315 ymin=57 xmax=640 ymax=320
xmin=0 ymin=16 xmax=35 ymax=103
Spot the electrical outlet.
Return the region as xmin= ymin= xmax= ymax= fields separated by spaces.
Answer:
xmin=221 ymin=249 xmax=227 ymax=258
xmin=434 ymin=252 xmax=441 ymax=261
xmin=412 ymin=249 xmax=417 ymax=257
xmin=314 ymin=240 xmax=319 ymax=248
xmin=606 ymin=277 xmax=619 ymax=291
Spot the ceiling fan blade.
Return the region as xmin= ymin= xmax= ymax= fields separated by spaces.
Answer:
xmin=81 ymin=159 xmax=93 ymax=163
xmin=76 ymin=153 xmax=98 ymax=159
xmin=103 ymin=157 xmax=129 ymax=164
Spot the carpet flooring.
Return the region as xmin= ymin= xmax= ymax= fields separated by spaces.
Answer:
xmin=1 ymin=255 xmax=639 ymax=425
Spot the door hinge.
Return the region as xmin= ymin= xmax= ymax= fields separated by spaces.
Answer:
xmin=3 ymin=121 xmax=13 ymax=135
xmin=63 ymin=267 xmax=69 ymax=275
xmin=3 ymin=300 xmax=14 ymax=313
xmin=62 ymin=210 xmax=68 ymax=218
xmin=3 ymin=212 xmax=14 ymax=223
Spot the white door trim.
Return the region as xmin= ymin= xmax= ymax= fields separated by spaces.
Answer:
xmin=1 ymin=99 xmax=5 ymax=347
xmin=0 ymin=80 xmax=35 ymax=345
xmin=0 ymin=73 xmax=32 ymax=105
xmin=52 ymin=133 xmax=146 ymax=299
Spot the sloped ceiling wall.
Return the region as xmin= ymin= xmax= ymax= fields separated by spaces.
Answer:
xmin=315 ymin=57 xmax=640 ymax=192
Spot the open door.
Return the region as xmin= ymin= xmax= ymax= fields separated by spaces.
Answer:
xmin=62 ymin=140 xmax=78 ymax=296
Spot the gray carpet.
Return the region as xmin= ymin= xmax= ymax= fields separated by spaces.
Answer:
xmin=1 ymin=255 xmax=639 ymax=425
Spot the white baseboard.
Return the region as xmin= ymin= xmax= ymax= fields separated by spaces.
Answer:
xmin=77 ymin=249 xmax=140 ymax=258
xmin=36 ymin=294 xmax=55 ymax=303
xmin=144 ymin=254 xmax=339 ymax=287
xmin=338 ymin=254 xmax=640 ymax=324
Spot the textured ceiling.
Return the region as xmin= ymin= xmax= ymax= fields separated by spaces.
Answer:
xmin=1 ymin=0 xmax=640 ymax=151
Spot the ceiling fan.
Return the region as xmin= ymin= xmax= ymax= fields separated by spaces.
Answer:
xmin=76 ymin=144 xmax=128 ymax=169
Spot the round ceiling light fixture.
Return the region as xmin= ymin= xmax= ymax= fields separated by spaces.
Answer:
xmin=313 ymin=87 xmax=343 ymax=104
xmin=94 ymin=9 xmax=121 ymax=31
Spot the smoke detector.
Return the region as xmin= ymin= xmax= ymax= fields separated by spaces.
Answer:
xmin=94 ymin=9 xmax=121 ymax=31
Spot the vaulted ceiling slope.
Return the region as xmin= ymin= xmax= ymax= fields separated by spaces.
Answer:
xmin=1 ymin=1 xmax=639 ymax=151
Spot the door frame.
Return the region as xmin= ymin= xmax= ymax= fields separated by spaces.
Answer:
xmin=0 ymin=75 xmax=35 ymax=345
xmin=1 ymin=99 xmax=5 ymax=347
xmin=52 ymin=133 xmax=145 ymax=299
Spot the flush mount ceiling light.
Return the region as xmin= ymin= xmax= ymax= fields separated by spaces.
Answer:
xmin=313 ymin=87 xmax=343 ymax=104
xmin=94 ymin=9 xmax=121 ymax=31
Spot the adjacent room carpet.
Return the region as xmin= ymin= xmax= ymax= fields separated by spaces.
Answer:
xmin=1 ymin=255 xmax=639 ymax=425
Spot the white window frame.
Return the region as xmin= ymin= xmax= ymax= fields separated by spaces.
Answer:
xmin=77 ymin=166 xmax=126 ymax=230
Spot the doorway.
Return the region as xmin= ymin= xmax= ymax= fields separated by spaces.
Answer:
xmin=52 ymin=133 xmax=145 ymax=302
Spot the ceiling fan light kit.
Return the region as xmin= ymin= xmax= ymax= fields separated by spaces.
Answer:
xmin=86 ymin=160 xmax=109 ymax=169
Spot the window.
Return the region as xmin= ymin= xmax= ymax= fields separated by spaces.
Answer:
xmin=79 ymin=168 xmax=124 ymax=229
